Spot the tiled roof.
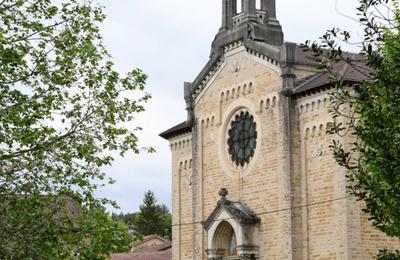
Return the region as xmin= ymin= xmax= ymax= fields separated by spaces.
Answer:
xmin=159 ymin=121 xmax=192 ymax=140
xmin=294 ymin=45 xmax=319 ymax=66
xmin=136 ymin=242 xmax=171 ymax=253
xmin=131 ymin=235 xmax=169 ymax=248
xmin=294 ymin=58 xmax=370 ymax=95
xmin=111 ymin=249 xmax=172 ymax=260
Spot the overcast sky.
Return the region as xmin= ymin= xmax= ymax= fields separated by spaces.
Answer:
xmin=97 ymin=0 xmax=363 ymax=214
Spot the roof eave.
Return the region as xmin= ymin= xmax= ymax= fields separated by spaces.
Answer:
xmin=159 ymin=122 xmax=193 ymax=140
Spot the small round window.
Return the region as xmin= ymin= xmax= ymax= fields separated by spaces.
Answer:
xmin=227 ymin=111 xmax=257 ymax=167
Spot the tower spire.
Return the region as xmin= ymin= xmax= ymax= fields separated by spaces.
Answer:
xmin=212 ymin=0 xmax=283 ymax=59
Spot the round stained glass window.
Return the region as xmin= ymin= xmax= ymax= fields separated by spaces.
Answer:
xmin=227 ymin=111 xmax=257 ymax=167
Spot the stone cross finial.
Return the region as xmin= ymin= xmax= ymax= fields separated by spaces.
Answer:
xmin=218 ymin=188 xmax=228 ymax=200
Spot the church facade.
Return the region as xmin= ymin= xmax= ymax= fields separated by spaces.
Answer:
xmin=160 ymin=1 xmax=400 ymax=259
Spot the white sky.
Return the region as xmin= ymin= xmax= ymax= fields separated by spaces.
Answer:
xmin=97 ymin=0 xmax=363 ymax=214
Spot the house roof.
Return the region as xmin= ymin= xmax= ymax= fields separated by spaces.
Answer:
xmin=113 ymin=235 xmax=172 ymax=260
xmin=136 ymin=242 xmax=171 ymax=253
xmin=131 ymin=235 xmax=169 ymax=248
xmin=111 ymin=249 xmax=172 ymax=260
xmin=131 ymin=235 xmax=171 ymax=253
xmin=159 ymin=121 xmax=192 ymax=140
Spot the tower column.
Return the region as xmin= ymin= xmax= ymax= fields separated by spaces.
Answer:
xmin=261 ymin=0 xmax=276 ymax=19
xmin=242 ymin=0 xmax=256 ymax=15
xmin=221 ymin=0 xmax=237 ymax=30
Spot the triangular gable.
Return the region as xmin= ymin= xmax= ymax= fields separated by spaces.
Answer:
xmin=202 ymin=197 xmax=260 ymax=231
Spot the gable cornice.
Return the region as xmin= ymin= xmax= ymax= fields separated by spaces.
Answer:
xmin=190 ymin=39 xmax=282 ymax=102
xmin=202 ymin=198 xmax=260 ymax=231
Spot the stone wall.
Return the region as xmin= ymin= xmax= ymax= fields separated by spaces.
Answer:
xmin=193 ymin=46 xmax=289 ymax=259
xmin=169 ymin=45 xmax=400 ymax=260
xmin=170 ymin=133 xmax=193 ymax=260
xmin=296 ymin=92 xmax=400 ymax=259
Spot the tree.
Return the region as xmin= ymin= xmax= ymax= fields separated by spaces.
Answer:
xmin=304 ymin=0 xmax=400 ymax=258
xmin=57 ymin=204 xmax=133 ymax=259
xmin=159 ymin=203 xmax=173 ymax=240
xmin=112 ymin=212 xmax=138 ymax=227
xmin=0 ymin=0 xmax=151 ymax=258
xmin=134 ymin=190 xmax=172 ymax=239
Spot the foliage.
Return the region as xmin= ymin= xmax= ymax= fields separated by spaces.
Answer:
xmin=379 ymin=250 xmax=400 ymax=260
xmin=0 ymin=0 xmax=151 ymax=258
xmin=113 ymin=190 xmax=172 ymax=240
xmin=135 ymin=191 xmax=171 ymax=239
xmin=0 ymin=195 xmax=134 ymax=259
xmin=112 ymin=212 xmax=138 ymax=226
xmin=63 ymin=205 xmax=133 ymax=259
xmin=303 ymin=0 xmax=400 ymax=258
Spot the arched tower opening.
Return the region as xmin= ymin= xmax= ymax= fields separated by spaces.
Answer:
xmin=256 ymin=0 xmax=261 ymax=9
xmin=236 ymin=0 xmax=242 ymax=13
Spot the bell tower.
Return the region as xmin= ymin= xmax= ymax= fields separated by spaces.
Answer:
xmin=212 ymin=0 xmax=283 ymax=59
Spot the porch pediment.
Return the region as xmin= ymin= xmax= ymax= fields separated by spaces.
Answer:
xmin=202 ymin=189 xmax=260 ymax=260
xmin=202 ymin=196 xmax=260 ymax=231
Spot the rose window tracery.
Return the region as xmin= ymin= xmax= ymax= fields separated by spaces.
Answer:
xmin=227 ymin=111 xmax=257 ymax=167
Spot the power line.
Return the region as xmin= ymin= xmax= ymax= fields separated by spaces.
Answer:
xmin=172 ymin=195 xmax=353 ymax=227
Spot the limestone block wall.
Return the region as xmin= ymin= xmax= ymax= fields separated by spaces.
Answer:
xmin=360 ymin=209 xmax=400 ymax=258
xmin=296 ymin=91 xmax=400 ymax=259
xmin=192 ymin=46 xmax=292 ymax=259
xmin=170 ymin=133 xmax=193 ymax=260
xmin=297 ymin=91 xmax=354 ymax=259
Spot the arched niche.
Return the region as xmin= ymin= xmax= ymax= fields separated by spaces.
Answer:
xmin=212 ymin=221 xmax=238 ymax=257
xmin=203 ymin=189 xmax=260 ymax=260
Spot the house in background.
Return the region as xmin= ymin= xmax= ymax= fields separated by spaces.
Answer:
xmin=112 ymin=235 xmax=171 ymax=260
xmin=130 ymin=235 xmax=171 ymax=253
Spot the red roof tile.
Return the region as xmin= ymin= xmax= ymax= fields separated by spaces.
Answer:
xmin=112 ymin=249 xmax=172 ymax=260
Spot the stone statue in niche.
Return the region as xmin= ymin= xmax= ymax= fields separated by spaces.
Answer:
xmin=247 ymin=23 xmax=262 ymax=41
xmin=229 ymin=232 xmax=238 ymax=256
xmin=247 ymin=23 xmax=256 ymax=40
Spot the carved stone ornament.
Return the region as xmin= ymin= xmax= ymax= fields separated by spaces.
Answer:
xmin=231 ymin=61 xmax=241 ymax=76
xmin=219 ymin=188 xmax=228 ymax=200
